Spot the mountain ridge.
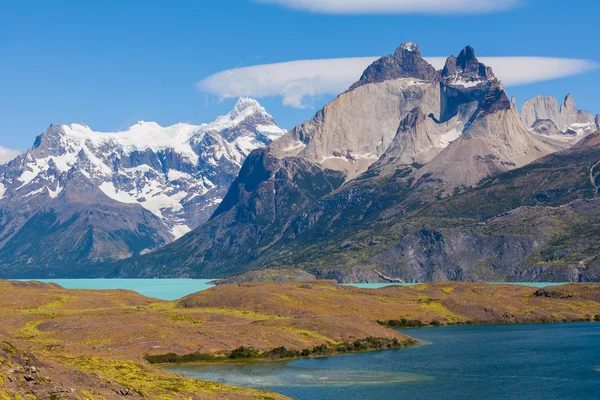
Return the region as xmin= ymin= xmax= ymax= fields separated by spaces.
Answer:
xmin=105 ymin=43 xmax=598 ymax=282
xmin=0 ymin=98 xmax=286 ymax=277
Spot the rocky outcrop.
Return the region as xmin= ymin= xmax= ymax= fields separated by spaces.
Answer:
xmin=349 ymin=42 xmax=439 ymax=91
xmin=520 ymin=94 xmax=597 ymax=136
xmin=413 ymin=48 xmax=561 ymax=191
xmin=530 ymin=119 xmax=561 ymax=136
xmin=271 ymin=76 xmax=441 ymax=179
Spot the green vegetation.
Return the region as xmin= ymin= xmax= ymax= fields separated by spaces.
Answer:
xmin=145 ymin=352 xmax=221 ymax=364
xmin=146 ymin=337 xmax=418 ymax=365
xmin=594 ymin=314 xmax=600 ymax=322
xmin=377 ymin=318 xmax=427 ymax=328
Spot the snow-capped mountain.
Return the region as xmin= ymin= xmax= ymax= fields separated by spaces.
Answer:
xmin=0 ymin=98 xmax=285 ymax=277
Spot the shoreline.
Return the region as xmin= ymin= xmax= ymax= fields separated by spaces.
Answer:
xmin=147 ymin=337 xmax=420 ymax=367
xmin=152 ymin=318 xmax=600 ymax=368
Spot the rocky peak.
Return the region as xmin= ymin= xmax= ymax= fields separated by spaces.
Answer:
xmin=210 ymin=98 xmax=285 ymax=144
xmin=520 ymin=93 xmax=597 ymax=135
xmin=230 ymin=97 xmax=266 ymax=119
xmin=441 ymin=46 xmax=495 ymax=87
xmin=596 ymin=114 xmax=600 ymax=129
xmin=349 ymin=42 xmax=439 ymax=91
xmin=563 ymin=93 xmax=576 ymax=110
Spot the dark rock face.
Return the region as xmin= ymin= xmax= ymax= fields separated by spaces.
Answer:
xmin=441 ymin=46 xmax=494 ymax=84
xmin=349 ymin=42 xmax=439 ymax=90
xmin=439 ymin=46 xmax=498 ymax=123
xmin=106 ymin=153 xmax=345 ymax=278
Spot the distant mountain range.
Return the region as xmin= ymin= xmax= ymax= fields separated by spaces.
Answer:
xmin=0 ymin=98 xmax=285 ymax=277
xmin=2 ymin=43 xmax=600 ymax=282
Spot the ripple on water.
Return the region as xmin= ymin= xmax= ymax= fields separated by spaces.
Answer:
xmin=168 ymin=365 xmax=432 ymax=388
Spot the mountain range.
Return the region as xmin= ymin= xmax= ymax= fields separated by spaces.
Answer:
xmin=0 ymin=98 xmax=285 ymax=277
xmin=2 ymin=43 xmax=600 ymax=282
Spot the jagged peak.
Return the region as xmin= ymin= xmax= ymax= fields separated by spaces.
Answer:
xmin=231 ymin=97 xmax=266 ymax=116
xmin=562 ymin=93 xmax=576 ymax=110
xmin=442 ymin=45 xmax=495 ymax=88
xmin=349 ymin=42 xmax=439 ymax=91
xmin=397 ymin=42 xmax=420 ymax=54
xmin=456 ymin=46 xmax=477 ymax=69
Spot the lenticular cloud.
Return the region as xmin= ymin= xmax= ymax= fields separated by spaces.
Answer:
xmin=253 ymin=0 xmax=522 ymax=14
xmin=197 ymin=56 xmax=597 ymax=109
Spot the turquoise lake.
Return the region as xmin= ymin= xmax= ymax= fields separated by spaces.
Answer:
xmin=14 ymin=279 xmax=571 ymax=300
xmin=14 ymin=279 xmax=216 ymax=300
xmin=170 ymin=323 xmax=600 ymax=400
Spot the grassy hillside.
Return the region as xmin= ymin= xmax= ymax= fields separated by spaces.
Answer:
xmin=1 ymin=280 xmax=599 ymax=398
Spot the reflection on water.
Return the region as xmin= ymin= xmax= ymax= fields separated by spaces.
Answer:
xmin=170 ymin=363 xmax=432 ymax=388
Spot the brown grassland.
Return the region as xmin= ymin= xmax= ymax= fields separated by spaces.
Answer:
xmin=0 ymin=279 xmax=599 ymax=399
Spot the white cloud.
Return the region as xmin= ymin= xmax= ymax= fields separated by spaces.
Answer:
xmin=253 ymin=0 xmax=522 ymax=14
xmin=0 ymin=147 xmax=21 ymax=165
xmin=197 ymin=56 xmax=598 ymax=109
xmin=198 ymin=57 xmax=377 ymax=108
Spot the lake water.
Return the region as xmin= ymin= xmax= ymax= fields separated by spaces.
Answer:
xmin=13 ymin=279 xmax=571 ymax=300
xmin=169 ymin=323 xmax=600 ymax=400
xmin=14 ymin=279 xmax=215 ymax=300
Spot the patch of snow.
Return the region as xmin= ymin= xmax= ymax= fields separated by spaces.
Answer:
xmin=141 ymin=188 xmax=187 ymax=218
xmin=401 ymin=42 xmax=418 ymax=52
xmin=349 ymin=152 xmax=380 ymax=161
xmin=283 ymin=141 xmax=307 ymax=153
xmin=170 ymin=224 xmax=191 ymax=239
xmin=449 ymin=74 xmax=486 ymax=88
xmin=320 ymin=155 xmax=348 ymax=163
xmin=199 ymin=97 xmax=275 ymax=135
xmin=48 ymin=184 xmax=63 ymax=199
xmin=257 ymin=124 xmax=287 ymax=141
xmin=567 ymin=122 xmax=595 ymax=135
xmin=0 ymin=183 xmax=5 ymax=200
xmin=18 ymin=170 xmax=40 ymax=188
xmin=167 ymin=170 xmax=193 ymax=181
xmin=62 ymin=122 xmax=202 ymax=164
xmin=320 ymin=152 xmax=379 ymax=164
xmin=24 ymin=187 xmax=45 ymax=198
xmin=396 ymin=78 xmax=427 ymax=87
xmin=439 ymin=128 xmax=462 ymax=147
xmin=99 ymin=182 xmax=139 ymax=205
xmin=234 ymin=135 xmax=261 ymax=156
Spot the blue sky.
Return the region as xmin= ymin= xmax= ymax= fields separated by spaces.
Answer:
xmin=1 ymin=0 xmax=599 ymax=154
